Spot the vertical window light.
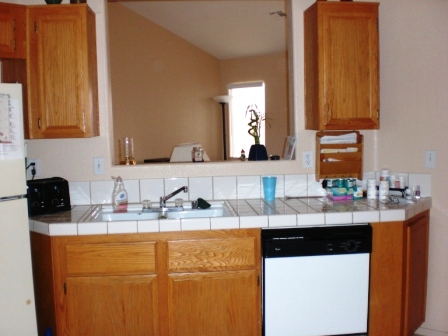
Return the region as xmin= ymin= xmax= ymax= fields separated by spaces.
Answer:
xmin=228 ymin=82 xmax=265 ymax=158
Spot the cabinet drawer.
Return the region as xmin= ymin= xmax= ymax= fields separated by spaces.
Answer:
xmin=168 ymin=237 xmax=256 ymax=272
xmin=66 ymin=242 xmax=156 ymax=276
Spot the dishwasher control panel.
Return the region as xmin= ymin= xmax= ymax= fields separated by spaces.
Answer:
xmin=262 ymin=224 xmax=372 ymax=258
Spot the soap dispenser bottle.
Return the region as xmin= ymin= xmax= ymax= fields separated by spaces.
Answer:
xmin=112 ymin=176 xmax=128 ymax=213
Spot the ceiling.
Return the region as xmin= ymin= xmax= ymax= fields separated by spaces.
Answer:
xmin=112 ymin=1 xmax=287 ymax=60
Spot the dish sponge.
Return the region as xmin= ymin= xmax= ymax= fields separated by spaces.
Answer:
xmin=197 ymin=198 xmax=211 ymax=209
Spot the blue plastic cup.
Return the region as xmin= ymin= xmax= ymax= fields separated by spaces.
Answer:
xmin=262 ymin=176 xmax=277 ymax=201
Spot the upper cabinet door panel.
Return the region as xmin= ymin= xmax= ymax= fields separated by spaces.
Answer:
xmin=0 ymin=3 xmax=26 ymax=59
xmin=305 ymin=2 xmax=379 ymax=130
xmin=31 ymin=12 xmax=84 ymax=135
xmin=27 ymin=5 xmax=99 ymax=139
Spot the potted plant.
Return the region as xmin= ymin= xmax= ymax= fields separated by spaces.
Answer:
xmin=246 ymin=104 xmax=269 ymax=161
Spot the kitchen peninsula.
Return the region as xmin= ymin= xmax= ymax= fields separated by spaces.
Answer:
xmin=29 ymin=197 xmax=431 ymax=336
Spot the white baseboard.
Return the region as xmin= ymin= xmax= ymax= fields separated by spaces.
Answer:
xmin=417 ymin=327 xmax=448 ymax=336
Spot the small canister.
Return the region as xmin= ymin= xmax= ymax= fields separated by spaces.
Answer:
xmin=389 ymin=175 xmax=396 ymax=188
xmin=192 ymin=147 xmax=204 ymax=162
xmin=380 ymin=169 xmax=390 ymax=183
xmin=337 ymin=178 xmax=344 ymax=188
xmin=379 ymin=180 xmax=389 ymax=201
xmin=367 ymin=179 xmax=377 ymax=200
xmin=326 ymin=179 xmax=334 ymax=198
xmin=399 ymin=175 xmax=406 ymax=189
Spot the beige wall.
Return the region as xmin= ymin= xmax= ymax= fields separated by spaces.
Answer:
xmin=109 ymin=3 xmax=222 ymax=162
xmin=5 ymin=0 xmax=448 ymax=334
xmin=376 ymin=1 xmax=448 ymax=334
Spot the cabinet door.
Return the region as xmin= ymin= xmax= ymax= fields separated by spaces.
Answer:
xmin=0 ymin=3 xmax=26 ymax=59
xmin=66 ymin=275 xmax=159 ymax=336
xmin=403 ymin=213 xmax=429 ymax=335
xmin=167 ymin=270 xmax=260 ymax=336
xmin=305 ymin=2 xmax=379 ymax=130
xmin=165 ymin=231 xmax=261 ymax=335
xmin=57 ymin=239 xmax=159 ymax=335
xmin=369 ymin=221 xmax=405 ymax=336
xmin=27 ymin=5 xmax=99 ymax=138
xmin=321 ymin=4 xmax=379 ymax=130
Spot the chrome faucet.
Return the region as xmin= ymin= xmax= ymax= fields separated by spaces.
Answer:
xmin=160 ymin=186 xmax=188 ymax=208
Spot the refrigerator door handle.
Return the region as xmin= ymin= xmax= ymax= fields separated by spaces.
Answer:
xmin=0 ymin=195 xmax=27 ymax=202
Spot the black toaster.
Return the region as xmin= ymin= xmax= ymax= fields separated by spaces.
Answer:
xmin=26 ymin=177 xmax=71 ymax=216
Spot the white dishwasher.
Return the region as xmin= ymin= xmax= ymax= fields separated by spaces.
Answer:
xmin=262 ymin=224 xmax=372 ymax=336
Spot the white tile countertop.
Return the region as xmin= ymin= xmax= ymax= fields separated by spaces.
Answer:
xmin=28 ymin=197 xmax=432 ymax=237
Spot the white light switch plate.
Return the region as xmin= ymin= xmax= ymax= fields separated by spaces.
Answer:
xmin=425 ymin=150 xmax=436 ymax=168
xmin=93 ymin=157 xmax=105 ymax=175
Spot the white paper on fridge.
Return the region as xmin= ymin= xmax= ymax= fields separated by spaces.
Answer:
xmin=0 ymin=94 xmax=23 ymax=160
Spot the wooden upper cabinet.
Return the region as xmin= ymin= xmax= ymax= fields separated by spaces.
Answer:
xmin=304 ymin=1 xmax=379 ymax=130
xmin=27 ymin=4 xmax=99 ymax=138
xmin=0 ymin=3 xmax=26 ymax=59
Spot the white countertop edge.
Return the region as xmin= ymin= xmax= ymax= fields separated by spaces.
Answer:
xmin=28 ymin=198 xmax=432 ymax=236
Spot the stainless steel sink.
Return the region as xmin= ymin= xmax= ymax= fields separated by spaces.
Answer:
xmin=89 ymin=201 xmax=234 ymax=222
xmin=164 ymin=206 xmax=231 ymax=219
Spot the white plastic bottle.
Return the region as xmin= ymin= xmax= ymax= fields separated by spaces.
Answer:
xmin=379 ymin=180 xmax=389 ymax=201
xmin=380 ymin=169 xmax=390 ymax=183
xmin=367 ymin=179 xmax=377 ymax=200
xmin=112 ymin=176 xmax=128 ymax=213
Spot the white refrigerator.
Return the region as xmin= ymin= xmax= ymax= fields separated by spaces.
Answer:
xmin=0 ymin=84 xmax=38 ymax=335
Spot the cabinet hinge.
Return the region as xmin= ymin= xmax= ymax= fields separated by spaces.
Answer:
xmin=64 ymin=282 xmax=67 ymax=295
xmin=34 ymin=21 xmax=38 ymax=33
xmin=13 ymin=19 xmax=16 ymax=31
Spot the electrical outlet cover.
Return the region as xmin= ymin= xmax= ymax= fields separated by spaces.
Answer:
xmin=303 ymin=151 xmax=313 ymax=168
xmin=27 ymin=159 xmax=41 ymax=178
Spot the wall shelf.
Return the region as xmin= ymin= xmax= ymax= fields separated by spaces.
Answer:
xmin=315 ymin=131 xmax=363 ymax=181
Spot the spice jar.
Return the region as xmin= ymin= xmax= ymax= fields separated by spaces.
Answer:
xmin=192 ymin=147 xmax=204 ymax=162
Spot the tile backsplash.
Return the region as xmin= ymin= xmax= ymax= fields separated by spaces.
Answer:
xmin=68 ymin=172 xmax=432 ymax=206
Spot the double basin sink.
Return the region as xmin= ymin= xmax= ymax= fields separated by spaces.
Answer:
xmin=89 ymin=201 xmax=234 ymax=222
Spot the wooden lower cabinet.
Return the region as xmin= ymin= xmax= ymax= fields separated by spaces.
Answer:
xmin=66 ymin=275 xmax=159 ymax=335
xmin=31 ymin=215 xmax=428 ymax=336
xmin=167 ymin=270 xmax=259 ymax=336
xmin=30 ymin=229 xmax=261 ymax=336
xmin=369 ymin=210 xmax=429 ymax=336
